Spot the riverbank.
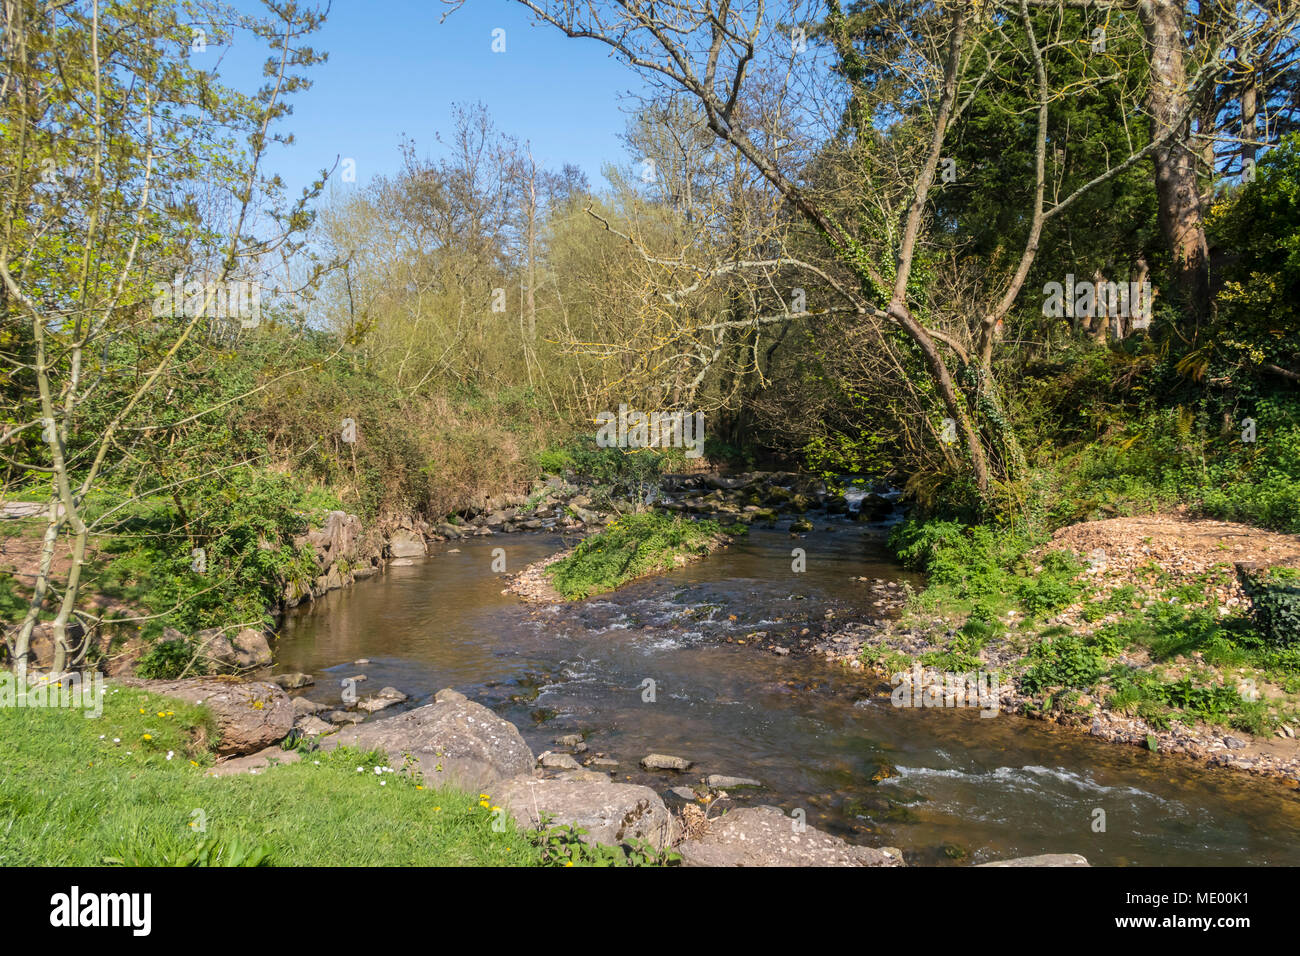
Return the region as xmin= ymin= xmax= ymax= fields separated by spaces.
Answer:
xmin=802 ymin=514 xmax=1300 ymax=787
xmin=0 ymin=676 xmax=918 ymax=867
xmin=0 ymin=681 xmax=550 ymax=866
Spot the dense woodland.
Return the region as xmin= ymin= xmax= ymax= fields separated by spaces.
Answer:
xmin=3 ymin=0 xmax=1300 ymax=668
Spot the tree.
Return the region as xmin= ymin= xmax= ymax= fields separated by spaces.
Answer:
xmin=0 ymin=0 xmax=329 ymax=674
xmin=467 ymin=0 xmax=1271 ymax=507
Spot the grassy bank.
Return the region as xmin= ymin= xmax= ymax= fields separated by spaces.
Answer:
xmin=0 ymin=683 xmax=561 ymax=866
xmin=866 ymin=515 xmax=1300 ymax=744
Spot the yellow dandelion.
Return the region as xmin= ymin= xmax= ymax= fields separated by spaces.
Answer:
xmin=142 ymin=734 xmax=152 ymax=741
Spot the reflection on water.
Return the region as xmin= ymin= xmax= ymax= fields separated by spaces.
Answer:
xmin=277 ymin=525 xmax=1300 ymax=866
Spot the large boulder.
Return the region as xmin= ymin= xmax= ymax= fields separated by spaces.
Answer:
xmin=322 ymin=690 xmax=533 ymax=792
xmin=125 ymin=678 xmax=294 ymax=756
xmin=678 ymin=806 xmax=903 ymax=867
xmin=387 ymin=529 xmax=426 ymax=558
xmin=195 ymin=627 xmax=273 ymax=670
xmin=498 ymin=777 xmax=677 ymax=850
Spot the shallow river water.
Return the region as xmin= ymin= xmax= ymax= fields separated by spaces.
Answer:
xmin=277 ymin=524 xmax=1300 ymax=866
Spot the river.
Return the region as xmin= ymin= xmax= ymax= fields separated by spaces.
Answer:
xmin=276 ymin=524 xmax=1300 ymax=865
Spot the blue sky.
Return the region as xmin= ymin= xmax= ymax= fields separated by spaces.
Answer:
xmin=219 ymin=0 xmax=650 ymax=198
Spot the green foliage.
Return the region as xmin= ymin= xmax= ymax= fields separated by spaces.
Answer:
xmin=1206 ymin=133 xmax=1300 ymax=382
xmin=1016 ymin=550 xmax=1086 ymax=615
xmin=889 ymin=518 xmax=1080 ymax=619
xmin=547 ymin=512 xmax=723 ymax=599
xmin=554 ymin=434 xmax=677 ymax=499
xmin=535 ymin=446 xmax=577 ymax=475
xmin=95 ymin=470 xmax=320 ymax=639
xmin=527 ymin=819 xmax=680 ymax=867
xmin=1238 ymin=565 xmax=1300 ymax=648
xmin=1107 ymin=668 xmax=1270 ymax=735
xmin=107 ymin=834 xmax=274 ymax=868
xmin=135 ymin=636 xmax=200 ymax=680
xmin=1020 ymin=634 xmax=1109 ymax=696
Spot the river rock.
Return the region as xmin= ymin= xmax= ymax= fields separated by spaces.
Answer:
xmin=678 ymin=805 xmax=903 ymax=867
xmin=499 ymin=777 xmax=677 ymax=850
xmin=641 ymin=753 xmax=693 ymax=772
xmin=976 ymin=853 xmax=1090 ymax=867
xmin=122 ymin=678 xmax=293 ymax=756
xmin=559 ymin=769 xmax=612 ymax=783
xmin=388 ymin=530 xmax=427 ymax=558
xmin=295 ymin=715 xmax=334 ymax=736
xmin=538 ymin=751 xmax=583 ymax=771
xmin=704 ymin=774 xmax=763 ymax=789
xmin=292 ymin=696 xmax=326 ymax=717
xmin=273 ymin=672 xmax=314 ymax=689
xmin=328 ymin=710 xmax=365 ymax=725
xmin=323 ymin=690 xmax=534 ymax=792
xmin=357 ymin=686 xmax=408 ymax=713
xmin=196 ymin=627 xmax=274 ymax=671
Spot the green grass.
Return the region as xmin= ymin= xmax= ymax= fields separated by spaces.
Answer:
xmin=0 ymin=683 xmax=550 ymax=866
xmin=884 ymin=515 xmax=1300 ymax=736
xmin=547 ymin=511 xmax=730 ymax=600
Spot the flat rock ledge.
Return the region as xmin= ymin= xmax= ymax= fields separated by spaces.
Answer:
xmin=321 ymin=689 xmax=533 ymax=792
xmin=120 ymin=677 xmax=293 ymax=756
xmin=678 ymin=806 xmax=903 ymax=867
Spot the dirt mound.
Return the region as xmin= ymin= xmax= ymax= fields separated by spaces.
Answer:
xmin=1046 ymin=514 xmax=1300 ymax=593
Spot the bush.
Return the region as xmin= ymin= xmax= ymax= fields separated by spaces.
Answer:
xmin=1020 ymin=634 xmax=1108 ymax=695
xmin=1238 ymin=565 xmax=1300 ymax=648
xmin=136 ymin=636 xmax=200 ymax=680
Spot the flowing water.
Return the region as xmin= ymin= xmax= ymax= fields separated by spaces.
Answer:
xmin=276 ymin=524 xmax=1300 ymax=866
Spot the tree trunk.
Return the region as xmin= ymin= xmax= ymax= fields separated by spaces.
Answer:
xmin=1139 ymin=0 xmax=1211 ymax=324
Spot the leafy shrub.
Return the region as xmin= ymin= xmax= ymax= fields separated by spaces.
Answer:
xmin=1020 ymin=634 xmax=1108 ymax=695
xmin=535 ymin=447 xmax=576 ymax=475
xmin=1238 ymin=565 xmax=1300 ymax=648
xmin=135 ymin=636 xmax=199 ymax=680
xmin=1017 ymin=550 xmax=1085 ymax=614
